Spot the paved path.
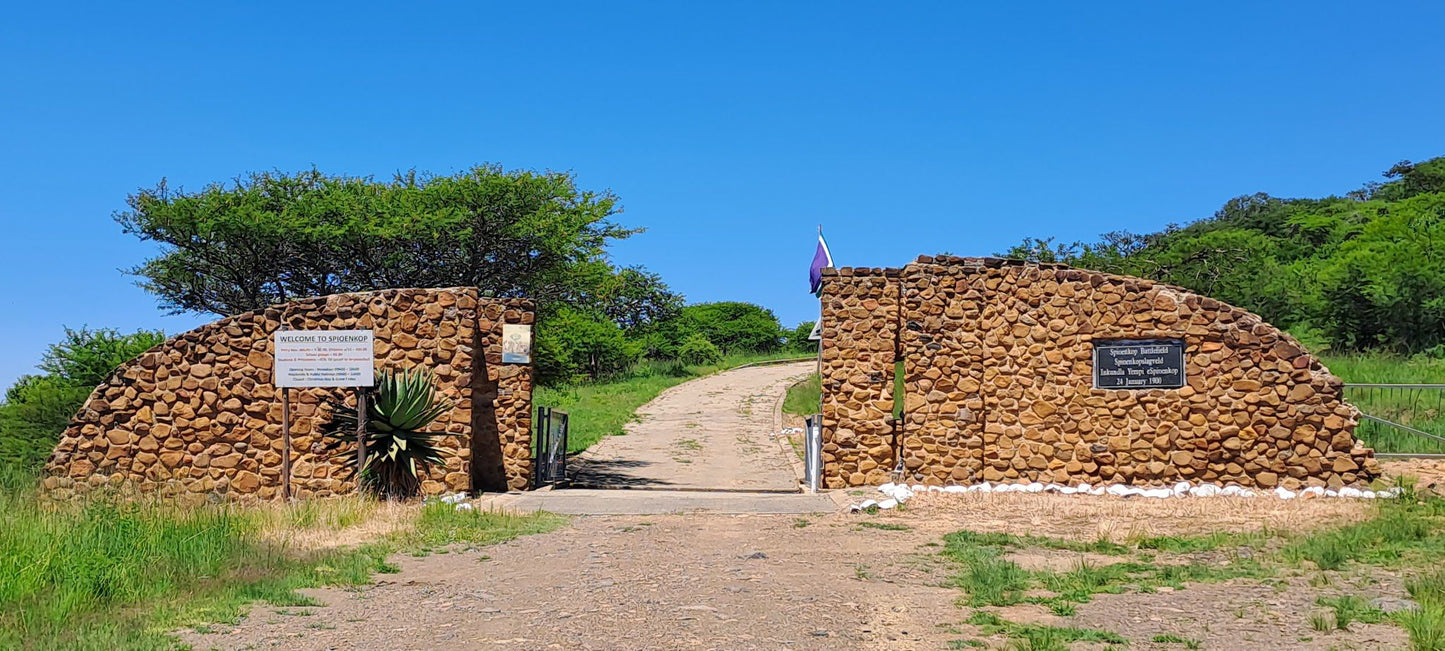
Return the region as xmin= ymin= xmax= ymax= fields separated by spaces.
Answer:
xmin=497 ymin=488 xmax=840 ymax=515
xmin=569 ymin=361 xmax=813 ymax=492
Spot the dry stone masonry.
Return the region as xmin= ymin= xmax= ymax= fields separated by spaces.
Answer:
xmin=42 ymin=288 xmax=534 ymax=500
xmin=820 ymin=256 xmax=1380 ymax=491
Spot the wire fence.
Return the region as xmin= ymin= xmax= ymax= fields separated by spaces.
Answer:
xmin=1342 ymin=384 xmax=1445 ymax=456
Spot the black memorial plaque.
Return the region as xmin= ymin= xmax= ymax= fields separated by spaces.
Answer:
xmin=1092 ymin=339 xmax=1186 ymax=389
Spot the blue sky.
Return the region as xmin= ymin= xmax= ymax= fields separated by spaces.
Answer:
xmin=2 ymin=2 xmax=1444 ymax=389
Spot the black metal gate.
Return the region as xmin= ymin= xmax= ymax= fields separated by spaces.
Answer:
xmin=533 ymin=407 xmax=570 ymax=487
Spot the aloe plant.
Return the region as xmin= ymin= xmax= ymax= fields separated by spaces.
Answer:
xmin=322 ymin=367 xmax=457 ymax=499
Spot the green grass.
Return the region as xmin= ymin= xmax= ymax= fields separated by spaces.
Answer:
xmin=783 ymin=372 xmax=821 ymax=418
xmin=0 ymin=468 xmax=564 ymax=649
xmin=1132 ymin=530 xmax=1271 ymax=553
xmin=944 ymin=530 xmax=1131 ymax=556
xmin=1281 ymin=488 xmax=1445 ymax=570
xmin=1401 ymin=569 xmax=1445 ymax=651
xmin=536 ymin=353 xmax=804 ymax=453
xmin=1320 ymin=352 xmax=1445 ymax=454
xmin=1320 ymin=353 xmax=1445 ymax=385
xmin=1315 ymin=595 xmax=1386 ymax=630
xmin=1151 ymin=633 xmax=1202 ymax=648
xmin=966 ymin=611 xmax=1125 ymax=650
xmin=940 ymin=490 xmax=1445 ymax=651
xmin=857 ymin=521 xmax=913 ymax=531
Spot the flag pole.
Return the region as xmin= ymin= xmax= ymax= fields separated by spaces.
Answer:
xmin=816 ymin=225 xmax=824 ymax=417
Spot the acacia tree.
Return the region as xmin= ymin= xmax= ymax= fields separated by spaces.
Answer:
xmin=116 ymin=166 xmax=655 ymax=316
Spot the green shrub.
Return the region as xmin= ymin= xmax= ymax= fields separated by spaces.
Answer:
xmin=782 ymin=321 xmax=817 ymax=353
xmin=658 ymin=302 xmax=782 ymax=355
xmin=677 ymin=334 xmax=722 ymax=365
xmin=999 ymin=156 xmax=1445 ymax=353
xmin=0 ymin=327 xmax=164 ymax=473
xmin=0 ymin=376 xmax=91 ymax=471
xmin=533 ymin=306 xmax=641 ymax=384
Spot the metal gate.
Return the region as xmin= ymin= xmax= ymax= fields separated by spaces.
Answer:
xmin=533 ymin=407 xmax=570 ymax=487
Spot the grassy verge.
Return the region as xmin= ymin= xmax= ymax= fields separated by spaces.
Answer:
xmin=1319 ymin=353 xmax=1445 ymax=385
xmin=941 ymin=485 xmax=1445 ymax=649
xmin=0 ymin=469 xmax=564 ymax=649
xmin=1320 ymin=353 xmax=1445 ymax=454
xmin=782 ymin=372 xmax=820 ymax=418
xmin=536 ymin=352 xmax=805 ymax=454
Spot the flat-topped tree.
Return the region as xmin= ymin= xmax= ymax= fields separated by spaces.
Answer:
xmin=116 ymin=166 xmax=668 ymax=319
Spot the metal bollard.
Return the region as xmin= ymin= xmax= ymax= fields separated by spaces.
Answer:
xmin=804 ymin=414 xmax=823 ymax=492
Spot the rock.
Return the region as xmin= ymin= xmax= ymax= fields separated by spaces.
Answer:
xmin=1370 ymin=597 xmax=1421 ymax=614
xmin=231 ymin=470 xmax=262 ymax=492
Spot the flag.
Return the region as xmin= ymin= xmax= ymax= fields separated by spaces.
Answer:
xmin=809 ymin=230 xmax=833 ymax=296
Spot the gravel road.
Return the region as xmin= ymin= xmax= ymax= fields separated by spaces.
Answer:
xmin=569 ymin=361 xmax=813 ymax=491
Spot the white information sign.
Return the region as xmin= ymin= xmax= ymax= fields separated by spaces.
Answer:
xmin=274 ymin=330 xmax=375 ymax=388
xmin=501 ymin=324 xmax=533 ymax=364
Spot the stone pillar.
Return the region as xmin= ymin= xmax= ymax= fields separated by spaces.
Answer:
xmin=819 ymin=267 xmax=900 ymax=487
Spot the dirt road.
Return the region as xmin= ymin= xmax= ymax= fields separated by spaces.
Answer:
xmin=182 ymin=512 xmax=961 ymax=650
xmin=569 ymin=361 xmax=813 ymax=491
xmin=180 ymin=490 xmax=1411 ymax=651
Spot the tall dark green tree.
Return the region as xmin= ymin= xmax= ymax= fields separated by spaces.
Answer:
xmin=999 ymin=155 xmax=1445 ymax=353
xmin=0 ymin=328 xmax=165 ymax=472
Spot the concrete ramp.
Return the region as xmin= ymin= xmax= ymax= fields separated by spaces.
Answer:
xmin=494 ymin=488 xmax=840 ymax=515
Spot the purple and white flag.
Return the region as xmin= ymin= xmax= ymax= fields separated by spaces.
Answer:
xmin=809 ymin=231 xmax=833 ymax=296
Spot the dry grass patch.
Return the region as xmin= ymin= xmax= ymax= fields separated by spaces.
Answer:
xmin=253 ymin=497 xmax=417 ymax=551
xmin=902 ymin=491 xmax=1370 ymax=541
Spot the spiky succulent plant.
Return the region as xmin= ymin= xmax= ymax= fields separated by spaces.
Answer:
xmin=322 ymin=367 xmax=456 ymax=499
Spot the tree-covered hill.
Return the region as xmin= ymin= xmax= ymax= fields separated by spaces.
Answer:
xmin=1002 ymin=157 xmax=1445 ymax=353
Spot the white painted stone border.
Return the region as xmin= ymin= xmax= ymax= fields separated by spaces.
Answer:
xmin=849 ymin=481 xmax=1403 ymax=512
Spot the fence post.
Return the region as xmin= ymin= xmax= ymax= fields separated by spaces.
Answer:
xmin=533 ymin=407 xmax=548 ymax=488
xmin=804 ymin=414 xmax=823 ymax=492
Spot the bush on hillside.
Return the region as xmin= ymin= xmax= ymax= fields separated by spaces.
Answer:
xmin=1001 ymin=155 xmax=1445 ymax=353
xmin=783 ymin=321 xmax=817 ymax=353
xmin=652 ymin=302 xmax=782 ymax=356
xmin=0 ymin=327 xmax=165 ymax=473
xmin=533 ymin=307 xmax=641 ymax=385
xmin=677 ymin=334 xmax=723 ymax=365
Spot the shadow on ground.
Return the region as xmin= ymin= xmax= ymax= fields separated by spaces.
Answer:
xmin=568 ymin=458 xmax=676 ymax=488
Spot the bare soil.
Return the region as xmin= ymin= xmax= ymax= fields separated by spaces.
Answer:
xmin=180 ymin=491 xmax=1413 ymax=650
xmin=1382 ymin=458 xmax=1445 ymax=496
xmin=180 ymin=512 xmax=964 ymax=650
xmin=1072 ymin=577 xmax=1409 ymax=650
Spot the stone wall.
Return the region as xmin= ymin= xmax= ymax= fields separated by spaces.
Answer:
xmin=41 ymin=288 xmax=535 ymax=500
xmin=819 ymin=268 xmax=900 ymax=486
xmin=819 ymin=256 xmax=1380 ymax=490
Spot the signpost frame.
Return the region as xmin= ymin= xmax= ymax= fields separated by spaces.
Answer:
xmin=273 ymin=329 xmax=376 ymax=501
